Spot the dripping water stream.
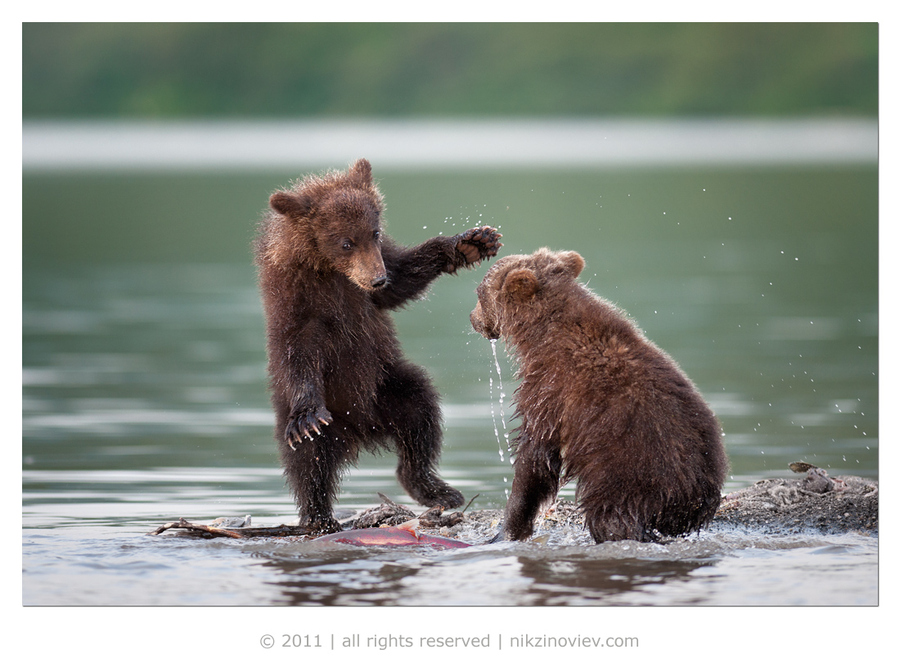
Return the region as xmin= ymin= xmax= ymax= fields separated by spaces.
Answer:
xmin=488 ymin=339 xmax=513 ymax=497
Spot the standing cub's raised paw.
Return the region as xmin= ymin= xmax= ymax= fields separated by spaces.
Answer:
xmin=453 ymin=226 xmax=502 ymax=267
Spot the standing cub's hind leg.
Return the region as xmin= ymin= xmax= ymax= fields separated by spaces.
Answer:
xmin=375 ymin=361 xmax=464 ymax=509
xmin=279 ymin=431 xmax=349 ymax=534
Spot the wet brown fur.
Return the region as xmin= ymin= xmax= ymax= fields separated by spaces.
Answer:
xmin=471 ymin=248 xmax=728 ymax=543
xmin=255 ymin=159 xmax=501 ymax=532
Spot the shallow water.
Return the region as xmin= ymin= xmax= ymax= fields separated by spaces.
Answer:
xmin=23 ymin=465 xmax=877 ymax=607
xmin=22 ymin=162 xmax=878 ymax=613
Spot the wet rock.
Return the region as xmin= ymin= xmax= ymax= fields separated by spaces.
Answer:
xmin=715 ymin=466 xmax=877 ymax=534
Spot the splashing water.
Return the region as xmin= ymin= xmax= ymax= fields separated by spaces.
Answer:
xmin=489 ymin=339 xmax=513 ymax=463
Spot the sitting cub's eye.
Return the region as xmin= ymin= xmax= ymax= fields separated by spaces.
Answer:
xmin=373 ymin=230 xmax=381 ymax=241
xmin=342 ymin=240 xmax=353 ymax=251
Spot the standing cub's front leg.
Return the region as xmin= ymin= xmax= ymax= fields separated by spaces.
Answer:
xmin=374 ymin=226 xmax=502 ymax=310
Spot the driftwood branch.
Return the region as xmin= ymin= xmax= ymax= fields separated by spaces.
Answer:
xmin=147 ymin=493 xmax=476 ymax=540
xmin=148 ymin=518 xmax=313 ymax=539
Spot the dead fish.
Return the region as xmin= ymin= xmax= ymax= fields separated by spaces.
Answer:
xmin=315 ymin=523 xmax=471 ymax=549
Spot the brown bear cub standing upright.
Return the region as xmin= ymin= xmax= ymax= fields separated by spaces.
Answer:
xmin=470 ymin=249 xmax=727 ymax=543
xmin=256 ymin=159 xmax=502 ymax=533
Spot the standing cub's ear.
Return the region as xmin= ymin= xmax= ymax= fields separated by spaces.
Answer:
xmin=558 ymin=251 xmax=585 ymax=278
xmin=503 ymin=268 xmax=539 ymax=302
xmin=270 ymin=191 xmax=313 ymax=219
xmin=349 ymin=158 xmax=373 ymax=186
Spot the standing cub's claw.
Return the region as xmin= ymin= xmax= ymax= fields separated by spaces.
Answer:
xmin=454 ymin=226 xmax=502 ymax=266
xmin=285 ymin=406 xmax=334 ymax=448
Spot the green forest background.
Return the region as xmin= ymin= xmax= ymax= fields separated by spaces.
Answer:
xmin=22 ymin=23 xmax=878 ymax=119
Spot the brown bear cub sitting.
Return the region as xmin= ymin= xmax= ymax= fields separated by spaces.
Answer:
xmin=470 ymin=248 xmax=728 ymax=543
xmin=256 ymin=158 xmax=502 ymax=533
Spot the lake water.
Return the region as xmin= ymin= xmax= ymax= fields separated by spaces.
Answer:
xmin=20 ymin=121 xmax=882 ymax=663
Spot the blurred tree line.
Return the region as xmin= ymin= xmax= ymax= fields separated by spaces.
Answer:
xmin=22 ymin=23 xmax=877 ymax=119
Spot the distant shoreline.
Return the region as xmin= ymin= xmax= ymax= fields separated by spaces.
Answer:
xmin=22 ymin=118 xmax=878 ymax=171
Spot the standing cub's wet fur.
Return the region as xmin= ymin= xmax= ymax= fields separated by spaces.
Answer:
xmin=255 ymin=158 xmax=502 ymax=532
xmin=471 ymin=248 xmax=728 ymax=543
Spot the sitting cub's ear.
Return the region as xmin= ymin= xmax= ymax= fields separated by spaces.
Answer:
xmin=349 ymin=158 xmax=373 ymax=186
xmin=559 ymin=251 xmax=585 ymax=278
xmin=270 ymin=191 xmax=313 ymax=219
xmin=503 ymin=268 xmax=539 ymax=302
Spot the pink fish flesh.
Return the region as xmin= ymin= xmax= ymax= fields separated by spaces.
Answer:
xmin=315 ymin=526 xmax=471 ymax=548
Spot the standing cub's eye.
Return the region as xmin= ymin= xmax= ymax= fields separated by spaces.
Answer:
xmin=342 ymin=240 xmax=353 ymax=251
xmin=373 ymin=230 xmax=381 ymax=241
